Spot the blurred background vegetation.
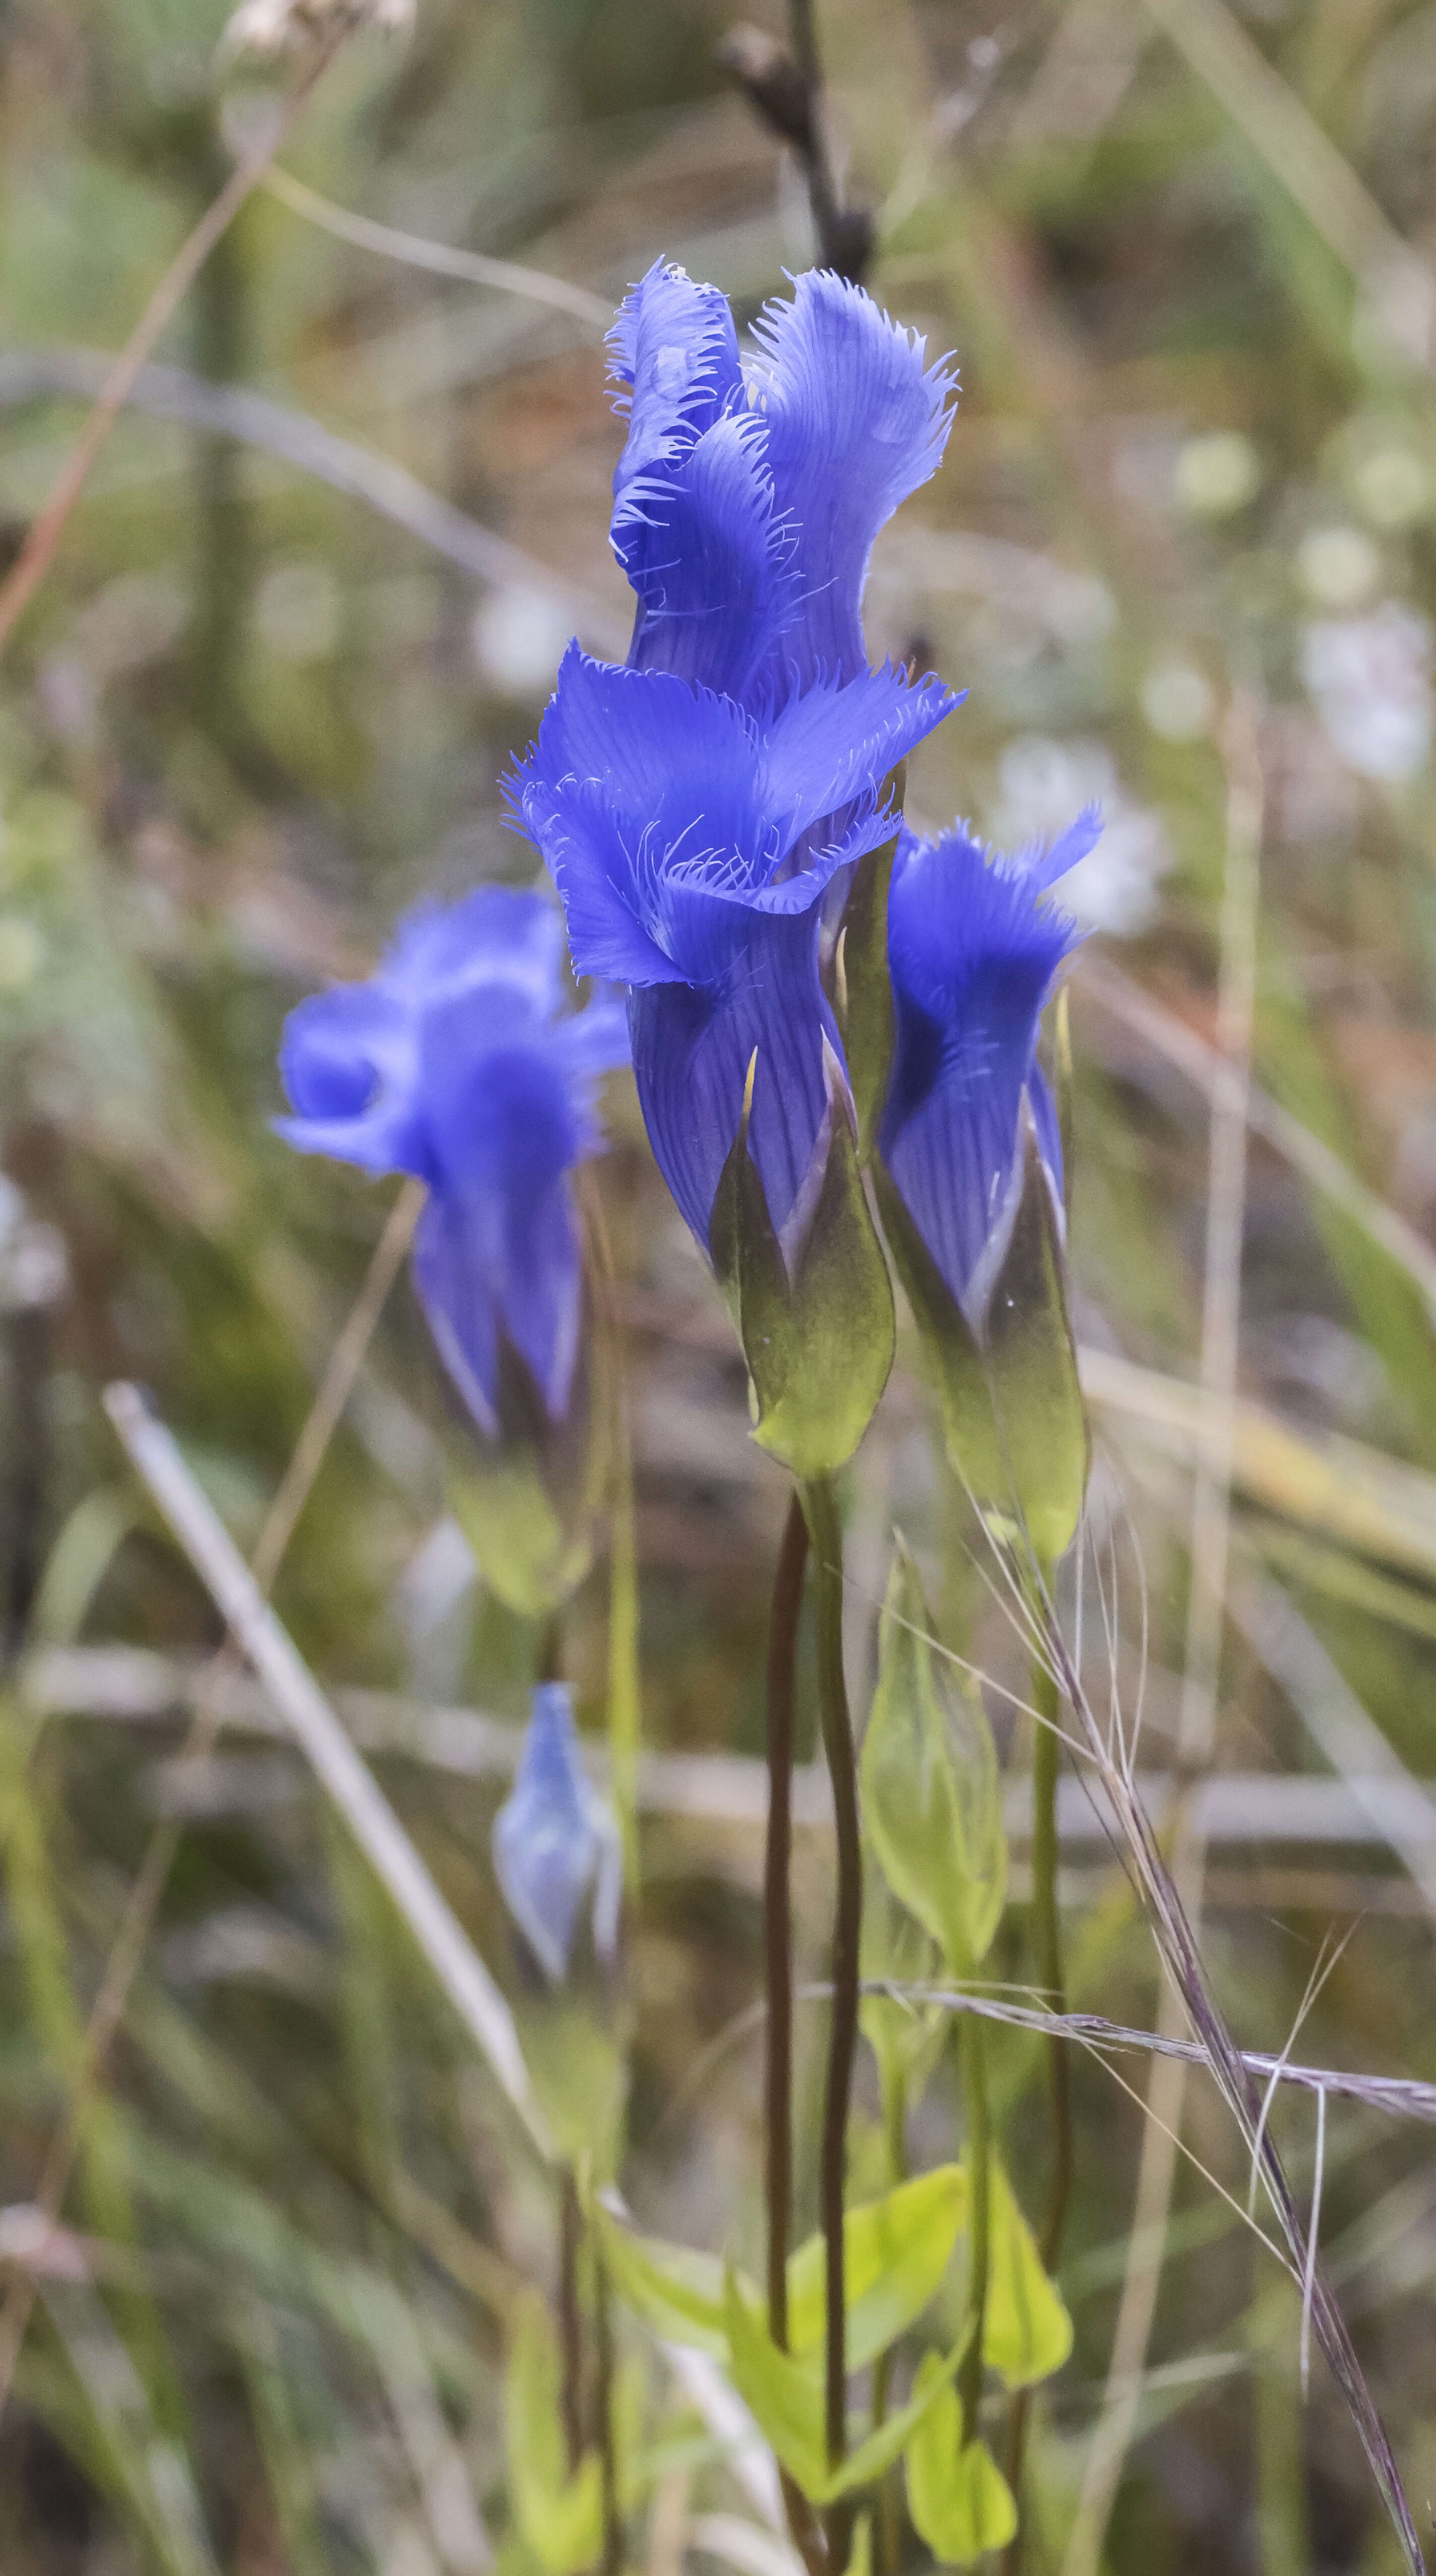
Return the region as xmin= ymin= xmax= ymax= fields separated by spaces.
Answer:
xmin=2 ymin=0 xmax=1436 ymax=2568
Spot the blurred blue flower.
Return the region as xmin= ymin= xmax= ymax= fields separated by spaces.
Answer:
xmin=607 ymin=261 xmax=958 ymax=701
xmin=880 ymin=810 xmax=1100 ymax=1323
xmin=276 ymin=886 xmax=628 ymax=1435
xmin=492 ymin=1684 xmax=622 ymax=1984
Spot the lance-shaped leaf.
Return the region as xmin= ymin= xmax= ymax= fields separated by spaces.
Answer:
xmin=592 ymin=2168 xmax=967 ymax=2373
xmin=875 ymin=1115 xmax=1088 ymax=1565
xmin=724 ymin=2271 xmax=971 ymax=2504
xmin=505 ymin=2293 xmax=603 ymax=2574
xmin=981 ymin=2160 xmax=1073 ymax=2386
xmin=861 ymin=1544 xmax=1007 ymax=1975
xmin=587 ymin=2206 xmax=728 ymax=2358
xmin=860 ymin=1864 xmax=948 ymax=2121
xmin=905 ymin=2357 xmax=1018 ymax=2565
xmin=785 ymin=2165 xmax=969 ymax=2371
xmin=709 ymin=1045 xmax=895 ymax=1480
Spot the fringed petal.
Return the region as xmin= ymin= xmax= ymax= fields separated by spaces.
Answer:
xmin=622 ymin=411 xmax=796 ymax=702
xmin=511 ymin=647 xmax=778 ymax=978
xmin=747 ymin=270 xmax=957 ymax=689
xmin=758 ymin=661 xmax=959 ymax=853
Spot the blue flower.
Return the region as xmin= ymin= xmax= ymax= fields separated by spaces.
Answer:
xmin=276 ymin=886 xmax=628 ymax=1436
xmin=510 ymin=263 xmax=959 ymax=1259
xmin=492 ymin=1684 xmax=622 ymax=1985
xmin=608 ymin=262 xmax=958 ymax=700
xmin=880 ymin=809 xmax=1100 ymax=1324
xmin=513 ymin=647 xmax=952 ymax=1249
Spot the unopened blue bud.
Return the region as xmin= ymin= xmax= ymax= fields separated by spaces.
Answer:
xmin=491 ymin=1685 xmax=622 ymax=1985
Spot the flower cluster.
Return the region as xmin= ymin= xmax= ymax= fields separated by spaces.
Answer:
xmin=510 ymin=263 xmax=960 ymax=1261
xmin=276 ymin=885 xmax=627 ymax=1437
xmin=276 ymin=261 xmax=1097 ymax=1510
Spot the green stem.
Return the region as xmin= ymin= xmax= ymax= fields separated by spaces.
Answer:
xmin=1004 ymin=1578 xmax=1073 ymax=2568
xmin=557 ymin=2166 xmax=584 ymax=2478
xmin=765 ymin=1493 xmax=809 ymax=2352
xmin=764 ymin=1496 xmax=827 ymax=2576
xmin=870 ymin=2062 xmax=908 ymax=2428
xmin=802 ymin=1475 xmax=861 ymax=2542
xmin=1030 ymin=1611 xmax=1073 ymax=2271
xmin=873 ymin=2062 xmax=908 ymax=2576
xmin=957 ymin=2012 xmax=990 ymax=2449
xmin=594 ymin=2253 xmax=623 ymax=2576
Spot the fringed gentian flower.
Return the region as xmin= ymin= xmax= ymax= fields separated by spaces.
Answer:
xmin=876 ymin=811 xmax=1098 ymax=1560
xmin=510 ymin=264 xmax=960 ymax=1264
xmin=492 ymin=1684 xmax=623 ymax=1985
xmin=880 ymin=810 xmax=1098 ymax=1327
xmin=276 ymin=886 xmax=628 ymax=1436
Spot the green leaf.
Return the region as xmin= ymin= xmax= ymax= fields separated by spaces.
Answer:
xmin=875 ymin=1118 xmax=1088 ymax=1564
xmin=709 ymin=1046 xmax=894 ymax=1480
xmin=981 ymin=2162 xmax=1073 ymax=2386
xmin=860 ymin=1867 xmax=948 ymax=2114
xmin=861 ymin=1545 xmax=1007 ymax=1973
xmin=905 ymin=2356 xmax=1018 ymax=2565
xmin=595 ymin=2168 xmax=966 ymax=2387
xmin=786 ymin=2166 xmax=969 ymax=2371
xmin=588 ymin=2204 xmax=728 ymax=2358
xmin=721 ymin=2268 xmax=828 ymax=2497
xmin=723 ymin=2274 xmax=969 ymax=2505
xmin=504 ymin=2295 xmax=602 ymax=2576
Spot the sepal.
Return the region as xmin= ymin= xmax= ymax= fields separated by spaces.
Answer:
xmin=709 ymin=1046 xmax=895 ymax=1479
xmin=448 ymin=1305 xmax=611 ymax=1620
xmin=876 ymin=1109 xmax=1088 ymax=1562
xmin=511 ymin=1992 xmax=629 ymax=2181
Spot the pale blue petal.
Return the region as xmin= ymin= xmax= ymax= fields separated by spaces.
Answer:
xmin=492 ymin=1685 xmax=622 ymax=1983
